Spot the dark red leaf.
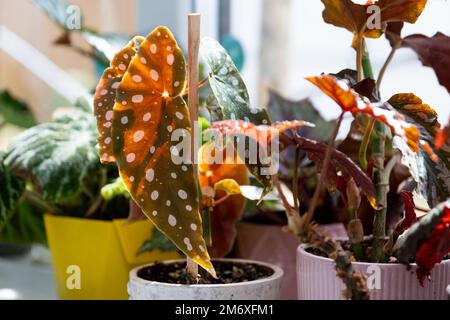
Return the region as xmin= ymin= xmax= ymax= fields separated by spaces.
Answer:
xmin=415 ymin=205 xmax=450 ymax=285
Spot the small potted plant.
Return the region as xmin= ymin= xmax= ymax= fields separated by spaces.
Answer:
xmin=211 ymin=0 xmax=450 ymax=300
xmin=0 ymin=95 xmax=183 ymax=299
xmin=93 ymin=15 xmax=284 ymax=300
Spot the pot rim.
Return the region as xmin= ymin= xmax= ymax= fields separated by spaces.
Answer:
xmin=129 ymin=258 xmax=284 ymax=288
xmin=297 ymin=243 xmax=450 ymax=268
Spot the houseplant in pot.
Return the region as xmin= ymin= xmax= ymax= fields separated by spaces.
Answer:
xmin=213 ymin=0 xmax=450 ymax=300
xmin=93 ymin=14 xmax=285 ymax=299
xmin=0 ymin=98 xmax=181 ymax=299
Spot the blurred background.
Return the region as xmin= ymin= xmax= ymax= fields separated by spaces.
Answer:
xmin=1 ymin=0 xmax=449 ymax=131
xmin=0 ymin=0 xmax=449 ymax=300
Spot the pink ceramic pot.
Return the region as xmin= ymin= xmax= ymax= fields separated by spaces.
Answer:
xmin=297 ymin=244 xmax=450 ymax=300
xmin=235 ymin=222 xmax=346 ymax=299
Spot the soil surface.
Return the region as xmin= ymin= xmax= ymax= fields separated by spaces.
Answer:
xmin=137 ymin=260 xmax=274 ymax=285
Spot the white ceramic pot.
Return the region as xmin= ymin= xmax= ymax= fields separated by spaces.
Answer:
xmin=297 ymin=245 xmax=450 ymax=300
xmin=128 ymin=258 xmax=284 ymax=300
xmin=234 ymin=222 xmax=347 ymax=299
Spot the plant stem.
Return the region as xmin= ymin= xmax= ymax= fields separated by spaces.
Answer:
xmin=274 ymin=175 xmax=303 ymax=235
xmin=356 ymin=35 xmax=364 ymax=82
xmin=202 ymin=207 xmax=212 ymax=247
xmin=305 ymin=112 xmax=344 ymax=225
xmin=361 ymin=41 xmax=374 ymax=80
xmin=370 ymin=121 xmax=387 ymax=262
xmin=85 ymin=169 xmax=107 ymax=217
xmin=22 ymin=190 xmax=63 ymax=215
xmin=293 ymin=147 xmax=301 ymax=212
xmin=358 ymin=118 xmax=375 ymax=170
xmin=376 ymin=44 xmax=399 ymax=92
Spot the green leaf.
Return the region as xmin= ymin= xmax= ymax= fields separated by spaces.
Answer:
xmin=81 ymin=30 xmax=130 ymax=63
xmin=0 ymin=200 xmax=46 ymax=245
xmin=33 ymin=0 xmax=83 ymax=30
xmin=200 ymin=37 xmax=271 ymax=125
xmin=137 ymin=227 xmax=178 ymax=255
xmin=389 ymin=93 xmax=450 ymax=207
xmin=267 ymin=90 xmax=336 ymax=141
xmin=4 ymin=109 xmax=99 ymax=202
xmin=0 ymin=91 xmax=37 ymax=128
xmin=0 ymin=152 xmax=25 ymax=229
xmin=101 ymin=178 xmax=129 ymax=201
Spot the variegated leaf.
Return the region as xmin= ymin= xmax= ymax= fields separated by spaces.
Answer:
xmin=389 ymin=93 xmax=450 ymax=207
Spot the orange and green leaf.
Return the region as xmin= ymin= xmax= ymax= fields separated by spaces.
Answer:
xmin=94 ymin=37 xmax=144 ymax=163
xmin=107 ymin=27 xmax=214 ymax=275
xmin=306 ymin=75 xmax=420 ymax=153
xmin=321 ymin=0 xmax=428 ymax=37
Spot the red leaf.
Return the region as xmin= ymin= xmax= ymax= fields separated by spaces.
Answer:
xmin=435 ymin=119 xmax=450 ymax=150
xmin=399 ymin=191 xmax=418 ymax=230
xmin=415 ymin=205 xmax=450 ymax=285
xmin=402 ymin=33 xmax=450 ymax=94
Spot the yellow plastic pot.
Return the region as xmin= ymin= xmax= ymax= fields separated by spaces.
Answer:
xmin=44 ymin=214 xmax=180 ymax=300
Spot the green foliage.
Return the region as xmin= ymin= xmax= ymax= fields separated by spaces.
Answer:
xmin=4 ymin=108 xmax=100 ymax=203
xmin=34 ymin=0 xmax=129 ymax=65
xmin=0 ymin=91 xmax=37 ymax=128
xmin=267 ymin=90 xmax=336 ymax=142
xmin=0 ymin=153 xmax=25 ymax=229
xmin=33 ymin=0 xmax=82 ymax=30
xmin=101 ymin=178 xmax=129 ymax=201
xmin=137 ymin=228 xmax=178 ymax=255
xmin=200 ymin=37 xmax=271 ymax=125
xmin=0 ymin=200 xmax=46 ymax=245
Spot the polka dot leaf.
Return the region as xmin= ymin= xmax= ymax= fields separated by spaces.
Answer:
xmin=104 ymin=27 xmax=214 ymax=275
xmin=94 ymin=36 xmax=145 ymax=163
xmin=200 ymin=37 xmax=271 ymax=125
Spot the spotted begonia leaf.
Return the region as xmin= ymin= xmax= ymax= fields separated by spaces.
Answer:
xmin=389 ymin=93 xmax=450 ymax=207
xmin=94 ymin=37 xmax=144 ymax=163
xmin=200 ymin=37 xmax=271 ymax=125
xmin=306 ymin=75 xmax=420 ymax=153
xmin=393 ymin=200 xmax=450 ymax=285
xmin=108 ymin=27 xmax=214 ymax=275
xmin=321 ymin=0 xmax=428 ymax=38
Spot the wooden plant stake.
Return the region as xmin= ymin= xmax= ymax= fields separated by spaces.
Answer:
xmin=187 ymin=13 xmax=201 ymax=278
